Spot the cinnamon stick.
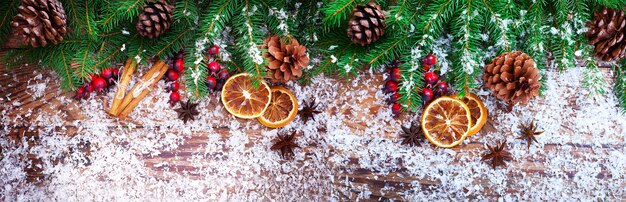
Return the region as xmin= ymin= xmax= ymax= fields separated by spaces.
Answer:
xmin=118 ymin=60 xmax=168 ymax=120
xmin=109 ymin=58 xmax=137 ymax=116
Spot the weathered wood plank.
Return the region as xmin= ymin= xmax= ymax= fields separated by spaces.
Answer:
xmin=1 ymin=51 xmax=624 ymax=200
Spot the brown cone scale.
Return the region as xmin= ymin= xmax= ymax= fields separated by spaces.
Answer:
xmin=586 ymin=7 xmax=626 ymax=62
xmin=347 ymin=2 xmax=386 ymax=46
xmin=136 ymin=0 xmax=174 ymax=39
xmin=10 ymin=0 xmax=67 ymax=47
xmin=261 ymin=35 xmax=309 ymax=83
xmin=482 ymin=51 xmax=541 ymax=106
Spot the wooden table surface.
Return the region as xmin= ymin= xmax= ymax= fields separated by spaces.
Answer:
xmin=2 ymin=47 xmax=626 ymax=200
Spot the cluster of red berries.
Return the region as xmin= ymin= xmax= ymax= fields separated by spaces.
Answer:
xmin=421 ymin=54 xmax=448 ymax=105
xmin=75 ymin=67 xmax=119 ymax=99
xmin=166 ymin=52 xmax=185 ymax=105
xmin=205 ymin=45 xmax=230 ymax=92
xmin=383 ymin=59 xmax=402 ymax=117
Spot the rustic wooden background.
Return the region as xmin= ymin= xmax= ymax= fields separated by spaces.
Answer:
xmin=2 ymin=35 xmax=625 ymax=200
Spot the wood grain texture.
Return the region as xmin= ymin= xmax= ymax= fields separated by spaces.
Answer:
xmin=1 ymin=52 xmax=624 ymax=200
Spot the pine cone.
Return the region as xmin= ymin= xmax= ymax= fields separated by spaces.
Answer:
xmin=586 ymin=7 xmax=626 ymax=61
xmin=10 ymin=0 xmax=67 ymax=47
xmin=262 ymin=35 xmax=309 ymax=83
xmin=136 ymin=0 xmax=174 ymax=39
xmin=482 ymin=51 xmax=541 ymax=105
xmin=347 ymin=2 xmax=386 ymax=46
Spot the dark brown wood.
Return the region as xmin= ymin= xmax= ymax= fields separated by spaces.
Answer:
xmin=2 ymin=34 xmax=22 ymax=49
xmin=1 ymin=50 xmax=624 ymax=200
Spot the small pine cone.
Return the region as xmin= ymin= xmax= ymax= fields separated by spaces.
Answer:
xmin=10 ymin=0 xmax=68 ymax=47
xmin=261 ymin=35 xmax=309 ymax=83
xmin=482 ymin=51 xmax=541 ymax=105
xmin=347 ymin=2 xmax=386 ymax=46
xmin=136 ymin=0 xmax=174 ymax=39
xmin=586 ymin=7 xmax=626 ymax=61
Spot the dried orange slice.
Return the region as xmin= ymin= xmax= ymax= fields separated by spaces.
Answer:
xmin=257 ymin=86 xmax=298 ymax=128
xmin=221 ymin=73 xmax=272 ymax=119
xmin=421 ymin=96 xmax=472 ymax=148
xmin=458 ymin=93 xmax=488 ymax=136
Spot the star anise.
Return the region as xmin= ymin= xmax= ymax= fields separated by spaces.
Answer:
xmin=517 ymin=120 xmax=544 ymax=149
xmin=482 ymin=140 xmax=513 ymax=169
xmin=400 ymin=122 xmax=424 ymax=147
xmin=174 ymin=101 xmax=200 ymax=124
xmin=298 ymin=99 xmax=321 ymax=124
xmin=271 ymin=131 xmax=300 ymax=159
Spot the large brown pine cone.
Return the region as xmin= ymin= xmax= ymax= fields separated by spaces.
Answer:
xmin=10 ymin=0 xmax=67 ymax=47
xmin=586 ymin=7 xmax=626 ymax=61
xmin=136 ymin=0 xmax=174 ymax=39
xmin=347 ymin=2 xmax=386 ymax=46
xmin=482 ymin=51 xmax=541 ymax=105
xmin=261 ymin=35 xmax=309 ymax=83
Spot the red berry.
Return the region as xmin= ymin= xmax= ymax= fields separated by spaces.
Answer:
xmin=390 ymin=59 xmax=400 ymax=68
xmin=75 ymin=87 xmax=85 ymax=99
xmin=208 ymin=45 xmax=220 ymax=55
xmin=424 ymin=72 xmax=439 ymax=85
xmin=166 ymin=69 xmax=179 ymax=81
xmin=89 ymin=73 xmax=99 ymax=82
xmin=169 ymin=91 xmax=181 ymax=105
xmin=85 ymin=84 xmax=95 ymax=93
xmin=217 ymin=69 xmax=230 ymax=80
xmin=423 ymin=64 xmax=431 ymax=72
xmin=112 ymin=68 xmax=120 ymax=78
xmin=385 ymin=80 xmax=399 ymax=93
xmin=167 ymin=81 xmax=180 ymax=92
xmin=421 ymin=88 xmax=434 ymax=103
xmin=100 ymin=68 xmax=114 ymax=79
xmin=91 ymin=77 xmax=108 ymax=93
xmin=206 ymin=76 xmax=217 ymax=90
xmin=216 ymin=80 xmax=225 ymax=91
xmin=389 ymin=68 xmax=401 ymax=82
xmin=435 ymin=82 xmax=449 ymax=95
xmin=388 ymin=93 xmax=401 ymax=103
xmin=391 ymin=103 xmax=401 ymax=117
xmin=173 ymin=59 xmax=185 ymax=73
xmin=208 ymin=61 xmax=221 ymax=73
xmin=422 ymin=54 xmax=437 ymax=65
xmin=175 ymin=51 xmax=185 ymax=60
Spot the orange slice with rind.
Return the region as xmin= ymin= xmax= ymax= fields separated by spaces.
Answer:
xmin=221 ymin=73 xmax=272 ymax=119
xmin=258 ymin=86 xmax=298 ymax=128
xmin=458 ymin=93 xmax=488 ymax=136
xmin=421 ymin=96 xmax=472 ymax=148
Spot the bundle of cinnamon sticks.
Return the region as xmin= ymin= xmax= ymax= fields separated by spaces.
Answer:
xmin=109 ymin=59 xmax=168 ymax=120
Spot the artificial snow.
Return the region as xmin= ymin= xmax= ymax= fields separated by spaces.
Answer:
xmin=1 ymin=64 xmax=626 ymax=201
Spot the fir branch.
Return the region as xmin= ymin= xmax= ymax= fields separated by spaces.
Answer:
xmin=290 ymin=0 xmax=324 ymax=46
xmin=149 ymin=26 xmax=194 ymax=58
xmin=59 ymin=49 xmax=80 ymax=89
xmin=261 ymin=0 xmax=294 ymax=37
xmin=386 ymin=0 xmax=423 ymax=29
xmin=450 ymin=0 xmax=483 ymax=95
xmin=0 ymin=0 xmax=18 ymax=43
xmin=98 ymin=0 xmax=146 ymax=33
xmin=233 ymin=0 xmax=266 ymax=85
xmin=63 ymin=0 xmax=99 ymax=39
xmin=365 ymin=33 xmax=412 ymax=67
xmin=321 ymin=0 xmax=360 ymax=29
xmin=615 ymin=62 xmax=626 ymax=111
xmin=480 ymin=0 xmax=514 ymax=52
xmin=199 ymin=0 xmax=236 ymax=41
xmin=549 ymin=20 xmax=576 ymax=70
xmin=314 ymin=29 xmax=363 ymax=77
xmin=174 ymin=0 xmax=200 ymax=26
xmin=398 ymin=47 xmax=424 ymax=112
xmin=72 ymin=39 xmax=98 ymax=79
xmin=184 ymin=45 xmax=209 ymax=100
